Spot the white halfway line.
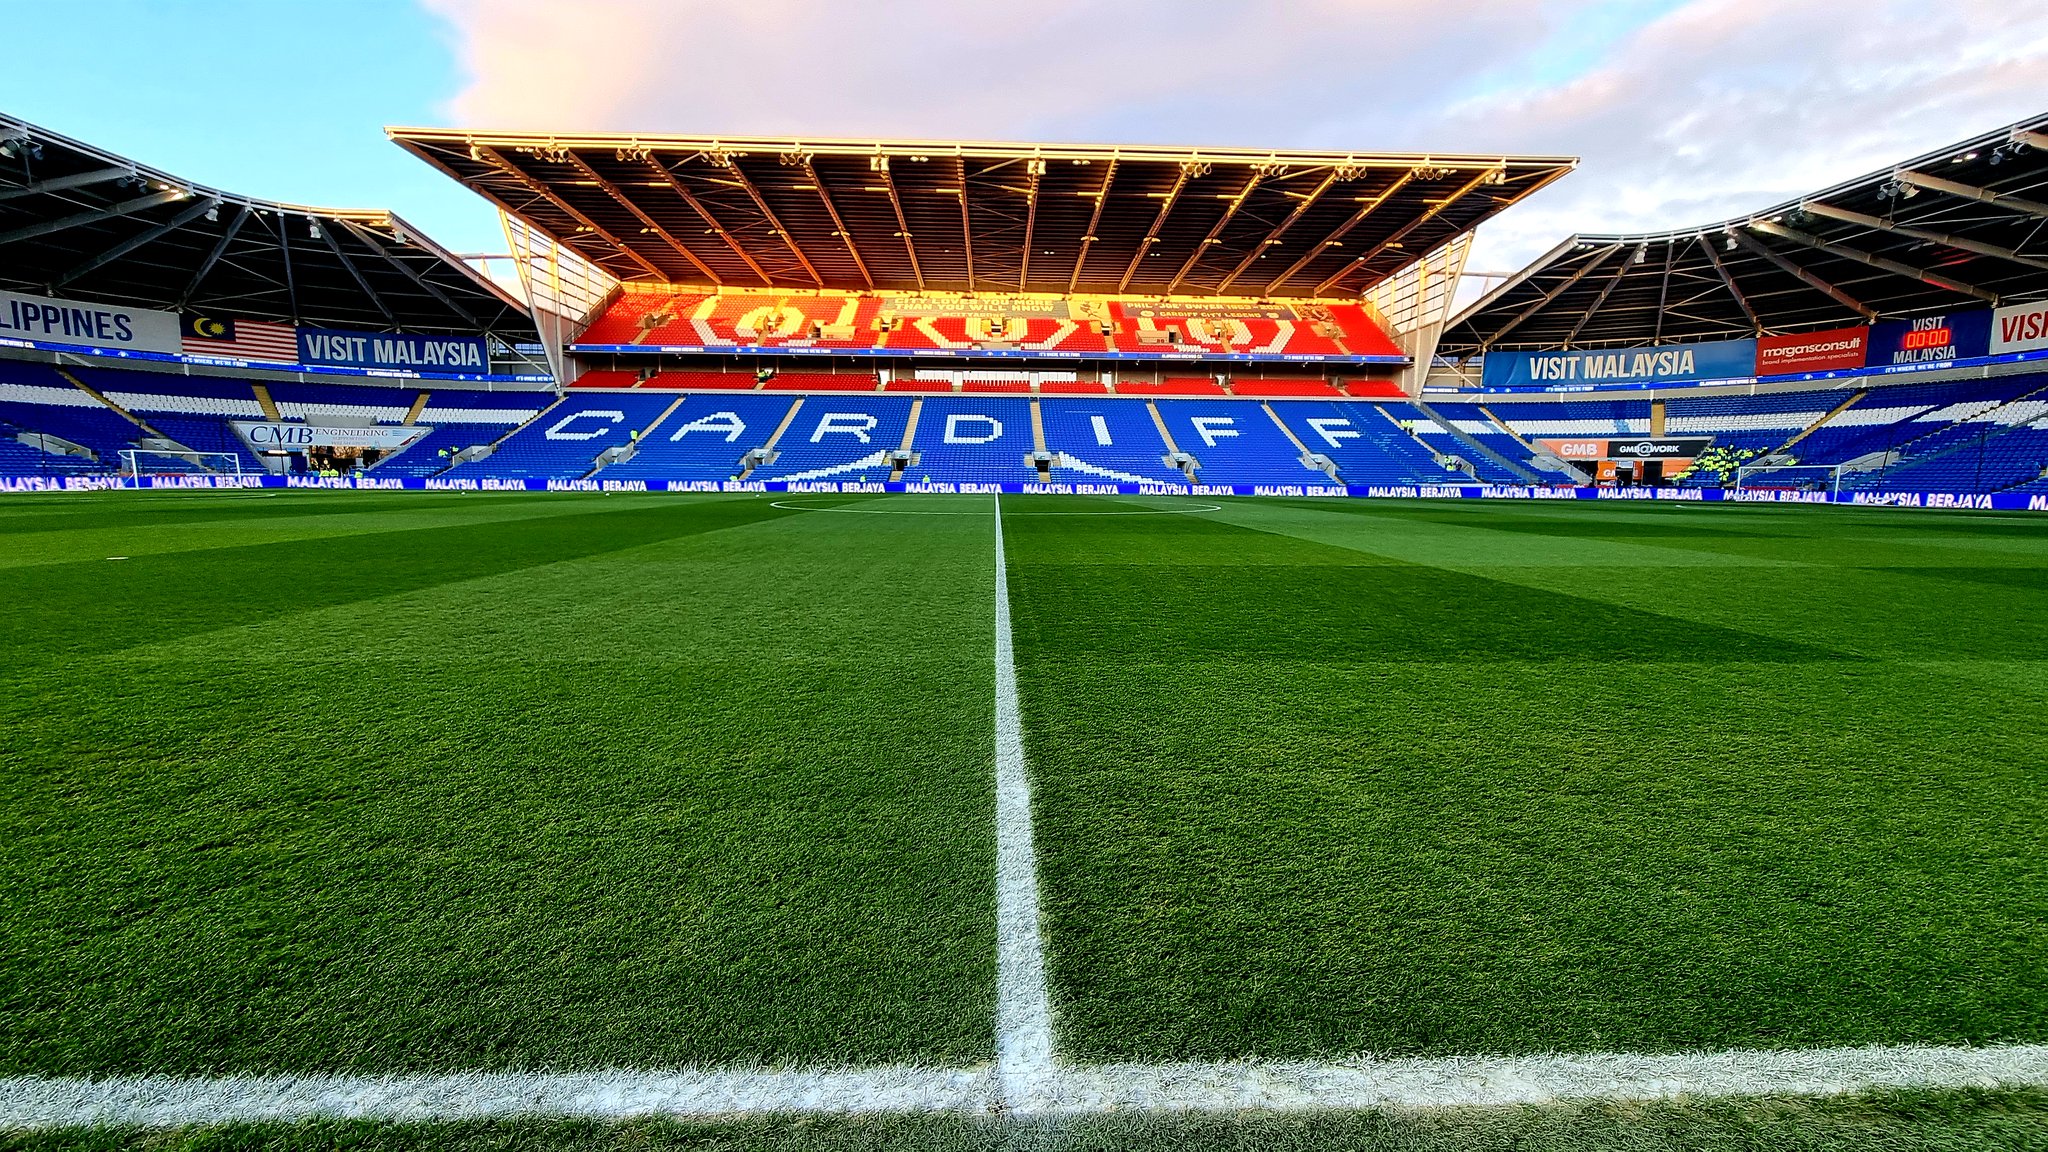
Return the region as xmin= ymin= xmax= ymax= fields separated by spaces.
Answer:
xmin=992 ymin=493 xmax=1056 ymax=1114
xmin=3 ymin=495 xmax=2046 ymax=1129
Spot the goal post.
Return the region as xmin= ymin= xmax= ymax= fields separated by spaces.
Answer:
xmin=118 ymin=449 xmax=250 ymax=479
xmin=1733 ymin=462 xmax=1847 ymax=496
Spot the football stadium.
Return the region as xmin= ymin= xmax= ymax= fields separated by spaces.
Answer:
xmin=3 ymin=85 xmax=2048 ymax=1150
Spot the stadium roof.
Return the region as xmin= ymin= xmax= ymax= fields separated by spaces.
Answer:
xmin=0 ymin=112 xmax=533 ymax=338
xmin=1441 ymin=112 xmax=2048 ymax=358
xmin=386 ymin=129 xmax=1575 ymax=300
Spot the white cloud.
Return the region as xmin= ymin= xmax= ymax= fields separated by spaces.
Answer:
xmin=425 ymin=0 xmax=2048 ymax=282
xmin=424 ymin=0 xmax=1569 ymax=140
xmin=1421 ymin=0 xmax=2048 ymax=276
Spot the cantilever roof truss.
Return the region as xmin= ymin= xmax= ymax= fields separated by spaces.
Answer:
xmin=387 ymin=130 xmax=1576 ymax=299
xmin=0 ymin=113 xmax=532 ymax=338
xmin=1441 ymin=113 xmax=2048 ymax=357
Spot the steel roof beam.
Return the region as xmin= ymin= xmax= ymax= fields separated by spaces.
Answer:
xmin=1168 ymin=167 xmax=1264 ymax=294
xmin=1563 ymin=242 xmax=1643 ymax=345
xmin=177 ymin=202 xmax=252 ymax=307
xmin=1067 ymin=157 xmax=1118 ymax=294
xmin=1747 ymin=219 xmax=1999 ymax=304
xmin=0 ymin=187 xmax=187 ymax=246
xmin=799 ymin=157 xmax=872 ymax=291
xmin=0 ymin=166 xmax=137 ymax=204
xmin=1480 ymin=242 xmax=1622 ymax=347
xmin=474 ymin=146 xmax=668 ymax=282
xmin=1729 ymin=229 xmax=1877 ymax=319
xmin=1697 ymin=232 xmax=1762 ymax=334
xmin=1651 ymin=239 xmax=1675 ymax=342
xmin=1312 ymin=167 xmax=1497 ymax=295
xmin=53 ymin=195 xmax=221 ymax=289
xmin=339 ymin=220 xmax=482 ymax=328
xmin=1017 ymin=160 xmax=1042 ymax=292
xmin=278 ymin=211 xmax=300 ymax=322
xmin=1213 ymin=168 xmax=1339 ymax=295
xmin=955 ymin=155 xmax=976 ymax=292
xmin=644 ymin=157 xmax=773 ymax=285
xmin=318 ymin=220 xmax=396 ymax=323
xmin=872 ymin=157 xmax=923 ymax=292
xmin=1799 ymin=200 xmax=2048 ymax=273
xmin=565 ymin=153 xmax=723 ymax=284
xmin=1260 ymin=170 xmax=1416 ymax=296
xmin=1893 ymin=169 xmax=2048 ymax=221
xmin=1119 ymin=162 xmax=1202 ymax=293
xmin=716 ymin=154 xmax=823 ymax=286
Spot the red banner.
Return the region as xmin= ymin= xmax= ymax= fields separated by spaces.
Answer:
xmin=1756 ymin=325 xmax=1868 ymax=375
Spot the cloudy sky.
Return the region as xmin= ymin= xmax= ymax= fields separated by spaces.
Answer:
xmin=5 ymin=0 xmax=2046 ymax=285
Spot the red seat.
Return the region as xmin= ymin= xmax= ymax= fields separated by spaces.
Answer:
xmin=571 ymin=370 xmax=640 ymax=389
xmin=1230 ymin=379 xmax=1343 ymax=398
xmin=763 ymin=372 xmax=878 ymax=392
xmin=646 ymin=371 xmax=758 ymax=390
xmin=1340 ymin=378 xmax=1408 ymax=398
xmin=1116 ymin=377 xmax=1229 ymax=396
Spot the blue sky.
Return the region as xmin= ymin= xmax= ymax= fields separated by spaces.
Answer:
xmin=5 ymin=0 xmax=2044 ymax=275
xmin=0 ymin=0 xmax=493 ymax=249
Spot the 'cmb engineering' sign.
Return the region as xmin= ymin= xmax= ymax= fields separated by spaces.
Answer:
xmin=233 ymin=422 xmax=430 ymax=451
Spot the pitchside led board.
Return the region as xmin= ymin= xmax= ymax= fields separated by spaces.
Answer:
xmin=1480 ymin=337 xmax=1758 ymax=389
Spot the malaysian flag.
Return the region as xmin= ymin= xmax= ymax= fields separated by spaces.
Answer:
xmin=182 ymin=315 xmax=300 ymax=363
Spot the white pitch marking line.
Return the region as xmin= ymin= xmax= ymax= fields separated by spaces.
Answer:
xmin=0 ymin=1067 xmax=990 ymax=1128
xmin=3 ymin=1044 xmax=2045 ymax=1127
xmin=1035 ymin=1043 xmax=2048 ymax=1114
xmin=992 ymin=493 xmax=1057 ymax=1115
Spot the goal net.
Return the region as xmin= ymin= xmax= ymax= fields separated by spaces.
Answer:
xmin=1733 ymin=462 xmax=1846 ymax=495
xmin=118 ymin=449 xmax=250 ymax=478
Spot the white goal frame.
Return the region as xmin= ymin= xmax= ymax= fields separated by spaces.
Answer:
xmin=1734 ymin=462 xmax=1846 ymax=496
xmin=118 ymin=449 xmax=249 ymax=478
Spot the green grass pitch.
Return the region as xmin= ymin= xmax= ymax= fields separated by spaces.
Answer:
xmin=1006 ymin=497 xmax=2048 ymax=1060
xmin=0 ymin=489 xmax=2044 ymax=1146
xmin=0 ymin=491 xmax=997 ymax=1073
